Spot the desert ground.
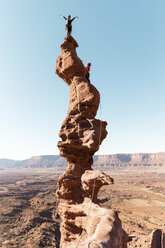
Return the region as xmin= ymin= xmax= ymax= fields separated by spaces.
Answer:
xmin=98 ymin=166 xmax=165 ymax=247
xmin=0 ymin=166 xmax=164 ymax=247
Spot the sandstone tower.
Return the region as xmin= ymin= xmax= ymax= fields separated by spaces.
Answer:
xmin=55 ymin=35 xmax=128 ymax=248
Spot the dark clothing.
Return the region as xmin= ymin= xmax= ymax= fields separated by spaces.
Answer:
xmin=86 ymin=71 xmax=90 ymax=82
xmin=63 ymin=17 xmax=77 ymax=25
xmin=65 ymin=24 xmax=72 ymax=34
xmin=63 ymin=16 xmax=77 ymax=35
xmin=86 ymin=66 xmax=91 ymax=82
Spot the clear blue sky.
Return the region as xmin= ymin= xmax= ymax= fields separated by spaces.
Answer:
xmin=0 ymin=0 xmax=165 ymax=160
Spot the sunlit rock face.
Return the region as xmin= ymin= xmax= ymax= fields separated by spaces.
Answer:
xmin=55 ymin=35 xmax=128 ymax=248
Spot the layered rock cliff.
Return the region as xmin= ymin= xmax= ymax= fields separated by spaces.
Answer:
xmin=94 ymin=153 xmax=165 ymax=167
xmin=55 ymin=35 xmax=128 ymax=248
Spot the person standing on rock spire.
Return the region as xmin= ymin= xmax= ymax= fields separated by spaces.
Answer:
xmin=60 ymin=14 xmax=78 ymax=35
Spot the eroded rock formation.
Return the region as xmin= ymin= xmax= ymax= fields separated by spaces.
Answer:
xmin=55 ymin=35 xmax=128 ymax=248
xmin=148 ymin=228 xmax=165 ymax=248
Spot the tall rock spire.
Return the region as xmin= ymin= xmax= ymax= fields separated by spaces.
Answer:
xmin=55 ymin=35 xmax=128 ymax=248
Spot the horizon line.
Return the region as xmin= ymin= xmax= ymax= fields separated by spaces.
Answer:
xmin=1 ymin=151 xmax=165 ymax=161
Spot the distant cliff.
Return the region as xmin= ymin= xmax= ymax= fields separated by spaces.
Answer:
xmin=94 ymin=152 xmax=165 ymax=168
xmin=0 ymin=152 xmax=164 ymax=169
xmin=0 ymin=155 xmax=64 ymax=169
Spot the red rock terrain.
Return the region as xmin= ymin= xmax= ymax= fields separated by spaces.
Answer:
xmin=0 ymin=168 xmax=164 ymax=247
xmin=55 ymin=35 xmax=128 ymax=248
xmin=0 ymin=173 xmax=60 ymax=248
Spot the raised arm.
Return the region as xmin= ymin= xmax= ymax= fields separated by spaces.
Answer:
xmin=60 ymin=14 xmax=67 ymax=20
xmin=71 ymin=16 xmax=78 ymax=22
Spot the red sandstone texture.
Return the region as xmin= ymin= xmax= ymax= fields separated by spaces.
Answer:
xmin=55 ymin=35 xmax=128 ymax=248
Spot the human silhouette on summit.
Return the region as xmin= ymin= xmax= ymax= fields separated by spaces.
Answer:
xmin=60 ymin=14 xmax=78 ymax=35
